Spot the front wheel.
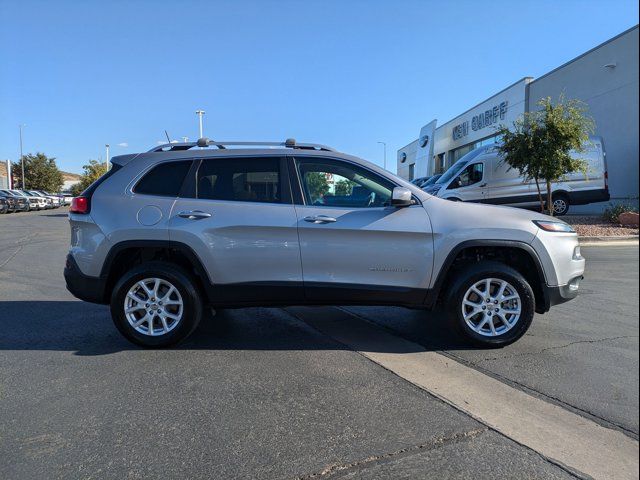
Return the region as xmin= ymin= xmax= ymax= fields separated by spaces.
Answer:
xmin=446 ymin=261 xmax=535 ymax=347
xmin=110 ymin=261 xmax=203 ymax=347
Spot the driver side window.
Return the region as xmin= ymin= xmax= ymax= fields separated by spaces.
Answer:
xmin=296 ymin=158 xmax=394 ymax=208
xmin=448 ymin=162 xmax=483 ymax=189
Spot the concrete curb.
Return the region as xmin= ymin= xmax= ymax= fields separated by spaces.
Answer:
xmin=579 ymin=235 xmax=639 ymax=245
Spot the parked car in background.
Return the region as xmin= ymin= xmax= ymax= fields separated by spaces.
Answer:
xmin=0 ymin=196 xmax=8 ymax=214
xmin=411 ymin=176 xmax=431 ymax=188
xmin=11 ymin=190 xmax=42 ymax=211
xmin=59 ymin=193 xmax=73 ymax=206
xmin=420 ymin=174 xmax=442 ymax=189
xmin=0 ymin=191 xmax=18 ymax=213
xmin=423 ymin=137 xmax=609 ymax=215
xmin=35 ymin=190 xmax=61 ymax=208
xmin=23 ymin=191 xmax=50 ymax=210
xmin=65 ymin=138 xmax=585 ymax=349
xmin=0 ymin=189 xmax=31 ymax=212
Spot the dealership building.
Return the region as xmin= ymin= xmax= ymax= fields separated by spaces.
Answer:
xmin=397 ymin=25 xmax=639 ymax=211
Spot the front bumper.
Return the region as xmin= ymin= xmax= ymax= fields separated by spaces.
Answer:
xmin=539 ymin=274 xmax=583 ymax=313
xmin=64 ymin=254 xmax=108 ymax=304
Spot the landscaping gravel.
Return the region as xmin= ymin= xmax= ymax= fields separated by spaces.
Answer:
xmin=564 ymin=215 xmax=639 ymax=237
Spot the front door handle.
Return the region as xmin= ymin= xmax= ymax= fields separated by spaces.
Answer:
xmin=479 ymin=183 xmax=488 ymax=188
xmin=178 ymin=210 xmax=212 ymax=219
xmin=304 ymin=215 xmax=337 ymax=224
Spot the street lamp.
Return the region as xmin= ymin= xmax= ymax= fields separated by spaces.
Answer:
xmin=377 ymin=141 xmax=387 ymax=171
xmin=195 ymin=110 xmax=205 ymax=139
xmin=19 ymin=124 xmax=26 ymax=189
xmin=105 ymin=144 xmax=110 ymax=170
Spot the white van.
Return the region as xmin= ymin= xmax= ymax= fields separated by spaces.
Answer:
xmin=424 ymin=137 xmax=609 ymax=215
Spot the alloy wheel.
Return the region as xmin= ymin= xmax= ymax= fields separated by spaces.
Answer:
xmin=553 ymin=198 xmax=568 ymax=215
xmin=124 ymin=278 xmax=184 ymax=336
xmin=461 ymin=278 xmax=522 ymax=337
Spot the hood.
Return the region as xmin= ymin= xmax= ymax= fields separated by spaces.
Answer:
xmin=424 ymin=196 xmax=568 ymax=244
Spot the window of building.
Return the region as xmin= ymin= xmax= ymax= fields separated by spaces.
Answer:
xmin=196 ymin=157 xmax=281 ymax=203
xmin=449 ymin=134 xmax=500 ymax=166
xmin=296 ymin=158 xmax=393 ymax=208
xmin=408 ymin=163 xmax=415 ymax=181
xmin=134 ymin=161 xmax=191 ymax=197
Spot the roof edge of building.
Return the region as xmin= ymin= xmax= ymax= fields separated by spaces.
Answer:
xmin=530 ymin=24 xmax=639 ymax=85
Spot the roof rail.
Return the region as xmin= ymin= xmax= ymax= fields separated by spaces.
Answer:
xmin=147 ymin=138 xmax=336 ymax=153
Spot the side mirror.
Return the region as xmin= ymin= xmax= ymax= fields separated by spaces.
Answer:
xmin=391 ymin=187 xmax=413 ymax=207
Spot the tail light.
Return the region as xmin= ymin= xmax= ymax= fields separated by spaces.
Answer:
xmin=70 ymin=196 xmax=89 ymax=214
xmin=604 ymin=171 xmax=609 ymax=190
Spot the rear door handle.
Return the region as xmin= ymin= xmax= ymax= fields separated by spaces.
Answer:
xmin=178 ymin=210 xmax=212 ymax=219
xmin=479 ymin=183 xmax=488 ymax=187
xmin=304 ymin=215 xmax=337 ymax=224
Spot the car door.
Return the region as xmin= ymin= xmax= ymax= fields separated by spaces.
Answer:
xmin=291 ymin=156 xmax=434 ymax=304
xmin=441 ymin=161 xmax=487 ymax=202
xmin=169 ymin=155 xmax=303 ymax=303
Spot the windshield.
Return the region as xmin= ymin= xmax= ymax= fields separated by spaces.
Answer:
xmin=435 ymin=148 xmax=489 ymax=185
xmin=435 ymin=160 xmax=467 ymax=185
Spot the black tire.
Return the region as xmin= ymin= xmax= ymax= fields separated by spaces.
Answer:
xmin=110 ymin=261 xmax=203 ymax=348
xmin=551 ymin=193 xmax=570 ymax=216
xmin=445 ymin=261 xmax=535 ymax=348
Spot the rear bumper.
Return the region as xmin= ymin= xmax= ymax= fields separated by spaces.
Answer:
xmin=64 ymin=254 xmax=108 ymax=304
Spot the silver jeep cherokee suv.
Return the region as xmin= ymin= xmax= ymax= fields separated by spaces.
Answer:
xmin=64 ymin=138 xmax=585 ymax=348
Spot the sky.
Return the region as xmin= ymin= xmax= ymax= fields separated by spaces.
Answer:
xmin=0 ymin=0 xmax=638 ymax=174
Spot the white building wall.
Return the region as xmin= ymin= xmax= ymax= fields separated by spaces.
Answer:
xmin=396 ymin=78 xmax=531 ymax=179
xmin=430 ymin=77 xmax=532 ymax=175
xmin=527 ymin=26 xmax=639 ymax=209
xmin=396 ymin=139 xmax=418 ymax=180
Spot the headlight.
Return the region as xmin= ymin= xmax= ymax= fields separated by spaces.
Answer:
xmin=533 ymin=220 xmax=575 ymax=233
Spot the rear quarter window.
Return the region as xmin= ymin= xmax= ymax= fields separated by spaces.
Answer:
xmin=134 ymin=161 xmax=192 ymax=197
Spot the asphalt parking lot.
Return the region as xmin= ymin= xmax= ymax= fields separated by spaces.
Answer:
xmin=1 ymin=208 xmax=638 ymax=479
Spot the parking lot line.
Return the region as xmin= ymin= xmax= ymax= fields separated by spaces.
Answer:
xmin=287 ymin=306 xmax=640 ymax=480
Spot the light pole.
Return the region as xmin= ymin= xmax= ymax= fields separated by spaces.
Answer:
xmin=377 ymin=141 xmax=387 ymax=171
xmin=195 ymin=110 xmax=205 ymax=138
xmin=19 ymin=124 xmax=25 ymax=189
xmin=105 ymin=144 xmax=110 ymax=170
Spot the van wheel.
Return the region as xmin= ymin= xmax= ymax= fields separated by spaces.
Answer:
xmin=446 ymin=261 xmax=535 ymax=347
xmin=551 ymin=193 xmax=570 ymax=216
xmin=110 ymin=261 xmax=203 ymax=348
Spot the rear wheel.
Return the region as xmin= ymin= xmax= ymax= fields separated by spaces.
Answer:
xmin=110 ymin=261 xmax=203 ymax=347
xmin=446 ymin=261 xmax=535 ymax=347
xmin=551 ymin=193 xmax=570 ymax=216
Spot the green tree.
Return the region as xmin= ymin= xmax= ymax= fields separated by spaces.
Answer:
xmin=12 ymin=153 xmax=64 ymax=192
xmin=335 ymin=178 xmax=355 ymax=196
xmin=71 ymin=160 xmax=108 ymax=196
xmin=305 ymin=172 xmax=329 ymax=203
xmin=496 ymin=95 xmax=594 ymax=216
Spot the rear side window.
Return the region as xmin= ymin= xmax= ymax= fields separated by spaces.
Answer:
xmin=196 ymin=157 xmax=281 ymax=203
xmin=81 ymin=164 xmax=122 ymax=197
xmin=134 ymin=161 xmax=192 ymax=197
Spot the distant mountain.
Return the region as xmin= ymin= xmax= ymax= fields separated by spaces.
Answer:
xmin=61 ymin=171 xmax=82 ymax=181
